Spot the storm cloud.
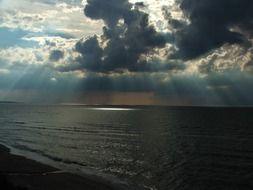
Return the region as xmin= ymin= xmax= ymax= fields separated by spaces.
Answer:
xmin=72 ymin=0 xmax=177 ymax=73
xmin=49 ymin=50 xmax=64 ymax=62
xmin=171 ymin=0 xmax=253 ymax=60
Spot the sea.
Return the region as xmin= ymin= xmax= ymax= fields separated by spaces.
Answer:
xmin=0 ymin=104 xmax=253 ymax=190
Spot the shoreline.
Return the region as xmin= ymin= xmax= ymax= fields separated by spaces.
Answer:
xmin=0 ymin=144 xmax=121 ymax=190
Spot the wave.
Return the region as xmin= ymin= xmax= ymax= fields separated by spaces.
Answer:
xmin=8 ymin=143 xmax=132 ymax=190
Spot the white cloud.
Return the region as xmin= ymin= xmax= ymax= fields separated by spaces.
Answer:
xmin=0 ymin=0 xmax=102 ymax=37
xmin=184 ymin=43 xmax=253 ymax=75
xmin=129 ymin=0 xmax=182 ymax=32
xmin=0 ymin=68 xmax=10 ymax=75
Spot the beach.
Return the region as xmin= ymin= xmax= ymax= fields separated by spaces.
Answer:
xmin=0 ymin=144 xmax=117 ymax=190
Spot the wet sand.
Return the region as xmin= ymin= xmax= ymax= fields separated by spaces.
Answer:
xmin=0 ymin=144 xmax=118 ymax=190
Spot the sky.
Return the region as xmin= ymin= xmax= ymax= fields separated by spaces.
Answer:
xmin=1 ymin=0 xmax=253 ymax=105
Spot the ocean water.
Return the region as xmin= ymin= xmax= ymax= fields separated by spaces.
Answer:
xmin=1 ymin=104 xmax=253 ymax=190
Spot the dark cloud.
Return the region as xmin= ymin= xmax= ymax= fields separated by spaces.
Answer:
xmin=75 ymin=36 xmax=103 ymax=70
xmin=49 ymin=50 xmax=64 ymax=62
xmin=162 ymin=6 xmax=186 ymax=30
xmin=84 ymin=0 xmax=132 ymax=28
xmin=171 ymin=0 xmax=253 ymax=60
xmin=71 ymin=0 xmax=177 ymax=73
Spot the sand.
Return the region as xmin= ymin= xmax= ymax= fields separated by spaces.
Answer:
xmin=0 ymin=144 xmax=118 ymax=190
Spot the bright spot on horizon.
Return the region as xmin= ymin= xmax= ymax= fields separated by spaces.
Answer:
xmin=88 ymin=108 xmax=136 ymax=111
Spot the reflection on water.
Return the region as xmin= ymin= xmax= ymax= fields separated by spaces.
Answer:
xmin=0 ymin=105 xmax=253 ymax=190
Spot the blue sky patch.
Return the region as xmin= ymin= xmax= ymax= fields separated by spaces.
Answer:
xmin=0 ymin=27 xmax=38 ymax=48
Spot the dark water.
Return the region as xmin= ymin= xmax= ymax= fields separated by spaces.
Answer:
xmin=0 ymin=104 xmax=253 ymax=190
